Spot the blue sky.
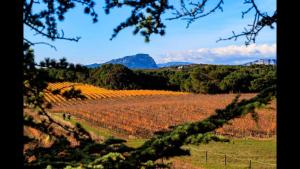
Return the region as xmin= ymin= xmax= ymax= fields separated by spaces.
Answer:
xmin=25 ymin=0 xmax=276 ymax=65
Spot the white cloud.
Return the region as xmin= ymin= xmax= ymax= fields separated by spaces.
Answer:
xmin=156 ymin=43 xmax=276 ymax=65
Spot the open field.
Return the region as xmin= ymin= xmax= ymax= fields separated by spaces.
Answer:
xmin=48 ymin=110 xmax=276 ymax=169
xmin=49 ymin=92 xmax=276 ymax=138
xmin=170 ymin=138 xmax=276 ymax=169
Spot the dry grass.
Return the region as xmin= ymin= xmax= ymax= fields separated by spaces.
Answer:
xmin=24 ymin=110 xmax=81 ymax=151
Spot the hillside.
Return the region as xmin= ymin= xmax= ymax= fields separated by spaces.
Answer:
xmin=45 ymin=82 xmax=187 ymax=106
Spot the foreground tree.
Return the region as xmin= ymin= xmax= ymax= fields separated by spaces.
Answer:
xmin=24 ymin=0 xmax=276 ymax=44
xmin=23 ymin=0 xmax=276 ymax=168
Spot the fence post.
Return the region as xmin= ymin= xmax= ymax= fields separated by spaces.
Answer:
xmin=205 ymin=151 xmax=208 ymax=163
xmin=249 ymin=160 xmax=252 ymax=169
xmin=224 ymin=154 xmax=227 ymax=166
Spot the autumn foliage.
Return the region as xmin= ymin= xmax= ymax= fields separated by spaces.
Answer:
xmin=45 ymin=82 xmax=187 ymax=106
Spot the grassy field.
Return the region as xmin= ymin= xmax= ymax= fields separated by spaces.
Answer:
xmin=51 ymin=113 xmax=147 ymax=148
xmin=172 ymin=138 xmax=276 ymax=169
xmin=51 ymin=113 xmax=276 ymax=169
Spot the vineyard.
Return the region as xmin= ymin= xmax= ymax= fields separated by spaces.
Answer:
xmin=48 ymin=85 xmax=276 ymax=139
xmin=45 ymin=82 xmax=187 ymax=106
xmin=30 ymin=82 xmax=276 ymax=169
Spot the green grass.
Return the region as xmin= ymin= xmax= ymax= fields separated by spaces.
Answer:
xmin=72 ymin=118 xmax=147 ymax=147
xmin=172 ymin=138 xmax=276 ymax=169
xmin=51 ymin=113 xmax=276 ymax=169
xmin=125 ymin=139 xmax=147 ymax=148
xmin=51 ymin=113 xmax=147 ymax=147
xmin=52 ymin=113 xmax=118 ymax=139
xmin=70 ymin=118 xmax=114 ymax=139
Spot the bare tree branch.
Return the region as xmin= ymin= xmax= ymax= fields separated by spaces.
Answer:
xmin=217 ymin=0 xmax=277 ymax=45
xmin=167 ymin=0 xmax=224 ymax=28
xmin=167 ymin=0 xmax=276 ymax=45
xmin=24 ymin=38 xmax=57 ymax=51
xmin=24 ymin=0 xmax=97 ymax=47
xmin=25 ymin=21 xmax=81 ymax=42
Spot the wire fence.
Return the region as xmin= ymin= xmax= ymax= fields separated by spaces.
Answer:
xmin=187 ymin=146 xmax=276 ymax=169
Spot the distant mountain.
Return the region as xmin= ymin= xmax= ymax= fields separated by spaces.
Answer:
xmin=85 ymin=54 xmax=158 ymax=69
xmin=85 ymin=54 xmax=196 ymax=69
xmin=157 ymin=62 xmax=194 ymax=68
xmin=106 ymin=53 xmax=158 ymax=69
xmin=243 ymin=58 xmax=276 ymax=66
xmin=85 ymin=63 xmax=102 ymax=68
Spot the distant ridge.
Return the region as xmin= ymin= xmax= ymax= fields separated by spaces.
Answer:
xmin=157 ymin=62 xmax=194 ymax=68
xmin=243 ymin=59 xmax=276 ymax=66
xmin=85 ymin=63 xmax=102 ymax=68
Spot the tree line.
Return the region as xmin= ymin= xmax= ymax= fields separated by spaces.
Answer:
xmin=43 ymin=60 xmax=276 ymax=94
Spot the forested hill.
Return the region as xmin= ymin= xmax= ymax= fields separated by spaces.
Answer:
xmin=45 ymin=63 xmax=276 ymax=94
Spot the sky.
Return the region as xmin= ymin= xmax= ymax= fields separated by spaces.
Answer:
xmin=25 ymin=0 xmax=276 ymax=65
